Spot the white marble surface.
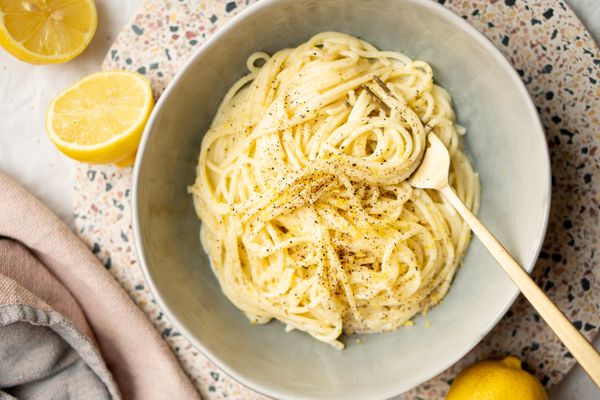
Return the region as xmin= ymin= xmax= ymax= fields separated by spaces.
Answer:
xmin=0 ymin=0 xmax=598 ymax=398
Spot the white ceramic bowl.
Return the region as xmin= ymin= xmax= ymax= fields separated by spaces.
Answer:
xmin=132 ymin=0 xmax=551 ymax=398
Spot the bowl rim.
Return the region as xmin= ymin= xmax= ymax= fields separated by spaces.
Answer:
xmin=132 ymin=0 xmax=552 ymax=398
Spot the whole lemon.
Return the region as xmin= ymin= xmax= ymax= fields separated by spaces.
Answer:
xmin=446 ymin=356 xmax=548 ymax=400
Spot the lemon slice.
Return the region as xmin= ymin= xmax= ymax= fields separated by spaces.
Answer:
xmin=0 ymin=0 xmax=97 ymax=64
xmin=46 ymin=71 xmax=154 ymax=166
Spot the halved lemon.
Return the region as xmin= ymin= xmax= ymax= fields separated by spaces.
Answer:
xmin=0 ymin=0 xmax=97 ymax=64
xmin=46 ymin=71 xmax=154 ymax=167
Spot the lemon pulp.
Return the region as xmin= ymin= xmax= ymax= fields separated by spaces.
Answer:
xmin=0 ymin=0 xmax=97 ymax=64
xmin=46 ymin=71 xmax=154 ymax=166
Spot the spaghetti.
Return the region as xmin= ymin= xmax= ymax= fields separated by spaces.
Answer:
xmin=190 ymin=32 xmax=480 ymax=349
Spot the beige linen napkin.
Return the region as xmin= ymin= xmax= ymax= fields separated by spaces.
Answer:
xmin=0 ymin=172 xmax=199 ymax=400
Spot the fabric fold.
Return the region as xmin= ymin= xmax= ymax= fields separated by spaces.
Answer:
xmin=0 ymin=172 xmax=199 ymax=400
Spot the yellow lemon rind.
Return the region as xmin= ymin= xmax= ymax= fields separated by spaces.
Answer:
xmin=0 ymin=0 xmax=98 ymax=65
xmin=114 ymin=151 xmax=137 ymax=168
xmin=446 ymin=356 xmax=548 ymax=400
xmin=46 ymin=71 xmax=154 ymax=165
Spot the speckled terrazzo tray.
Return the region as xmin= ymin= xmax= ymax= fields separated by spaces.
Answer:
xmin=73 ymin=0 xmax=600 ymax=398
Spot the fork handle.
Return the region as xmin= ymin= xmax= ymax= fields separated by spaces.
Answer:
xmin=440 ymin=185 xmax=600 ymax=387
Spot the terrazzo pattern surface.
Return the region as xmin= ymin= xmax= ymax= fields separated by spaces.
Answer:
xmin=73 ymin=0 xmax=600 ymax=398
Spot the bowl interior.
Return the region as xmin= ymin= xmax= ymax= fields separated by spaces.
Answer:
xmin=133 ymin=0 xmax=550 ymax=398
